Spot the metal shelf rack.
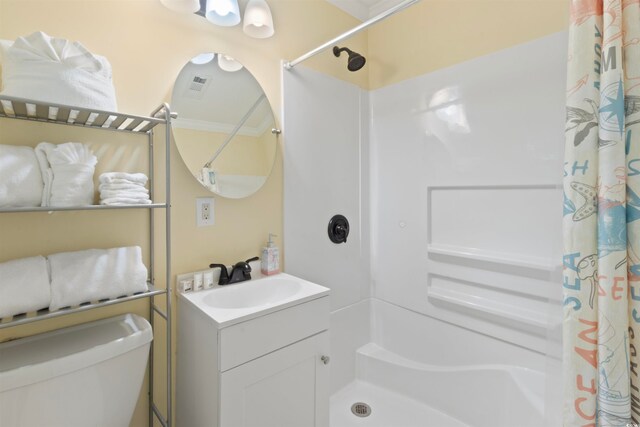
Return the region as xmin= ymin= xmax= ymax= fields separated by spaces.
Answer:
xmin=0 ymin=283 xmax=164 ymax=328
xmin=0 ymin=95 xmax=173 ymax=427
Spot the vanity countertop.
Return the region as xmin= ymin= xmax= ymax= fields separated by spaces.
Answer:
xmin=177 ymin=272 xmax=330 ymax=328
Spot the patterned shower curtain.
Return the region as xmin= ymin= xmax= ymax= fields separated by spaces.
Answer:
xmin=564 ymin=0 xmax=640 ymax=425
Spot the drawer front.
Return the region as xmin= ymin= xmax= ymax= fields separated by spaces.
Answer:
xmin=219 ymin=296 xmax=329 ymax=371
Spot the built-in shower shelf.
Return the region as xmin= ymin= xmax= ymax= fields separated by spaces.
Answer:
xmin=427 ymin=285 xmax=547 ymax=330
xmin=427 ymin=244 xmax=559 ymax=273
xmin=0 ymin=203 xmax=167 ymax=213
xmin=0 ymin=283 xmax=165 ymax=329
xmin=0 ymin=95 xmax=166 ymax=133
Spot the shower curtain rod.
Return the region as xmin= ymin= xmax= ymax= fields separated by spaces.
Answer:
xmin=204 ymin=94 xmax=266 ymax=168
xmin=283 ymin=0 xmax=421 ymax=70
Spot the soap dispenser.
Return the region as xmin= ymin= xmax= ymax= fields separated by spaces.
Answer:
xmin=261 ymin=233 xmax=280 ymax=276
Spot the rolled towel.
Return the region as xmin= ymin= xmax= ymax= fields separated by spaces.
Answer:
xmin=99 ymin=172 xmax=148 ymax=185
xmin=36 ymin=142 xmax=97 ymax=207
xmin=100 ymin=197 xmax=152 ymax=206
xmin=0 ymin=256 xmax=50 ymax=318
xmin=48 ymin=246 xmax=148 ymax=311
xmin=0 ymin=145 xmax=44 ymax=208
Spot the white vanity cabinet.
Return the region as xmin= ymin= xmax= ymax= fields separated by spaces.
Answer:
xmin=177 ymin=273 xmax=330 ymax=427
xmin=220 ymin=331 xmax=329 ymax=427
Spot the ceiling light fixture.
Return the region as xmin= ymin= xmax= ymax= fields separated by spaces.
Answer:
xmin=205 ymin=0 xmax=241 ymax=26
xmin=218 ymin=54 xmax=243 ymax=72
xmin=190 ymin=53 xmax=216 ymax=65
xmin=243 ymin=0 xmax=275 ymax=39
xmin=160 ymin=0 xmax=200 ymax=13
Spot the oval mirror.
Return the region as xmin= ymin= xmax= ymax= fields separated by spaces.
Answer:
xmin=172 ymin=52 xmax=278 ymax=198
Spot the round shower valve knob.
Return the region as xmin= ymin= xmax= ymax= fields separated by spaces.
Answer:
xmin=321 ymin=355 xmax=331 ymax=365
xmin=328 ymin=214 xmax=350 ymax=244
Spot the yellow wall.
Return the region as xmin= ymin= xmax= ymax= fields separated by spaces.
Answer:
xmin=0 ymin=0 xmax=569 ymax=426
xmin=367 ymin=0 xmax=570 ymax=90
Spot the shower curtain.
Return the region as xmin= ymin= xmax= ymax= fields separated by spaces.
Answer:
xmin=563 ymin=0 xmax=640 ymax=425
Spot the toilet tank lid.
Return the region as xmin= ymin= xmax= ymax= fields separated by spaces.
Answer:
xmin=0 ymin=313 xmax=152 ymax=393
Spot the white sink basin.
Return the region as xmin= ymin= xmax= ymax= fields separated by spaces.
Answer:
xmin=178 ymin=273 xmax=330 ymax=327
xmin=202 ymin=277 xmax=302 ymax=309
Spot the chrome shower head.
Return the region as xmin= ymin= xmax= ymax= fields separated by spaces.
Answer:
xmin=333 ymin=46 xmax=366 ymax=72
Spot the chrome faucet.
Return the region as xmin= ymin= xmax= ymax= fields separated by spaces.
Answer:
xmin=209 ymin=257 xmax=259 ymax=285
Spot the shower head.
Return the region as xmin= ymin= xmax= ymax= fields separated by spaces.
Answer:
xmin=333 ymin=46 xmax=366 ymax=72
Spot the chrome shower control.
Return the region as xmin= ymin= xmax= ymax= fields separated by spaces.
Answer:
xmin=321 ymin=355 xmax=331 ymax=365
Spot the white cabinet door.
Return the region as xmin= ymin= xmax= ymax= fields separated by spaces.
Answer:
xmin=220 ymin=331 xmax=329 ymax=427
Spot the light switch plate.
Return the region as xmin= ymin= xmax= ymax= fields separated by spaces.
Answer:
xmin=196 ymin=197 xmax=214 ymax=227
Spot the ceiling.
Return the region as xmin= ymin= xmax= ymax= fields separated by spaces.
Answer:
xmin=324 ymin=0 xmax=406 ymax=21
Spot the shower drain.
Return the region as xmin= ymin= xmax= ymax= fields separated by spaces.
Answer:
xmin=351 ymin=402 xmax=372 ymax=418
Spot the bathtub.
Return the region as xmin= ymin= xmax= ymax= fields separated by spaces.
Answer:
xmin=356 ymin=342 xmax=545 ymax=427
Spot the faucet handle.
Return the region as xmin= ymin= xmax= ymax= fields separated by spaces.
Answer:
xmin=233 ymin=256 xmax=259 ymax=274
xmin=245 ymin=256 xmax=259 ymax=266
xmin=209 ymin=263 xmax=229 ymax=285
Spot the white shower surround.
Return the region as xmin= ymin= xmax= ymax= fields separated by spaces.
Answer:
xmin=283 ymin=31 xmax=567 ymax=426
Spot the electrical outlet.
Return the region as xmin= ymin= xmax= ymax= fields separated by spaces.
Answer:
xmin=196 ymin=197 xmax=214 ymax=227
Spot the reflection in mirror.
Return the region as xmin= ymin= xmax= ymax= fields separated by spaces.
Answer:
xmin=172 ymin=52 xmax=278 ymax=198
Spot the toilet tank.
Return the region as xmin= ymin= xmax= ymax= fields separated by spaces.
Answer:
xmin=0 ymin=313 xmax=152 ymax=427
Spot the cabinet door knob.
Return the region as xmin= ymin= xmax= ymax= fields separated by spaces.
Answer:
xmin=321 ymin=355 xmax=330 ymax=365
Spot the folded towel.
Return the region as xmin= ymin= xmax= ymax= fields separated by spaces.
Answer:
xmin=48 ymin=246 xmax=148 ymax=311
xmin=99 ymin=189 xmax=150 ymax=199
xmin=99 ymin=172 xmax=148 ymax=185
xmin=99 ymin=178 xmax=148 ymax=187
xmin=100 ymin=197 xmax=152 ymax=205
xmin=35 ymin=142 xmax=97 ymax=207
xmin=98 ymin=183 xmax=148 ymax=193
xmin=0 ymin=31 xmax=117 ymax=111
xmin=0 ymin=256 xmax=50 ymax=318
xmin=0 ymin=145 xmax=44 ymax=207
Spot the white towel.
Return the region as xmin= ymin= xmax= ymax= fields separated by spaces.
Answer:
xmin=48 ymin=246 xmax=148 ymax=311
xmin=99 ymin=189 xmax=149 ymax=199
xmin=35 ymin=142 xmax=97 ymax=207
xmin=34 ymin=142 xmax=53 ymax=206
xmin=98 ymin=173 xmax=151 ymax=204
xmin=0 ymin=31 xmax=117 ymax=111
xmin=99 ymin=178 xmax=148 ymax=187
xmin=98 ymin=183 xmax=148 ymax=193
xmin=0 ymin=256 xmax=50 ymax=318
xmin=99 ymin=172 xmax=148 ymax=185
xmin=100 ymin=197 xmax=152 ymax=206
xmin=0 ymin=145 xmax=44 ymax=207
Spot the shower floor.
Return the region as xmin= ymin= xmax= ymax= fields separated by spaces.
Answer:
xmin=330 ymin=380 xmax=468 ymax=427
